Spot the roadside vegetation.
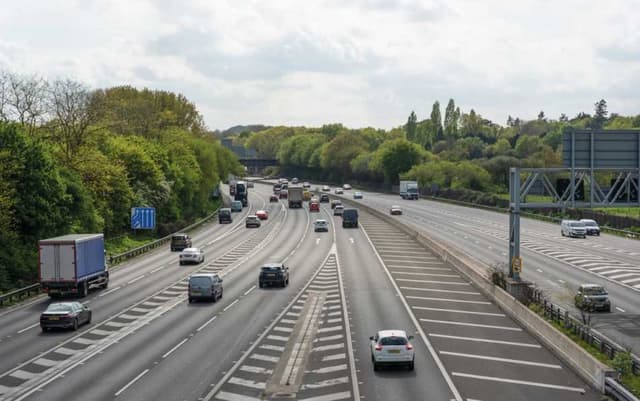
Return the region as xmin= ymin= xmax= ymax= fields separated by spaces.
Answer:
xmin=0 ymin=71 xmax=243 ymax=292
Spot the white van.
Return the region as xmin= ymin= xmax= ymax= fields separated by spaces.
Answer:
xmin=561 ymin=220 xmax=587 ymax=238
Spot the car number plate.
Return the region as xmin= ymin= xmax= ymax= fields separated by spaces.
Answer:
xmin=49 ymin=317 xmax=59 ymax=320
xmin=387 ymin=349 xmax=400 ymax=354
xmin=191 ymin=291 xmax=201 ymax=296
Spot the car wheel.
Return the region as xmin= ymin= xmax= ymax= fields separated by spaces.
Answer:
xmin=606 ymin=305 xmax=611 ymax=313
xmin=373 ymin=361 xmax=379 ymax=371
xmin=561 ymin=231 xmax=564 ymax=236
xmin=286 ymin=279 xmax=289 ymax=286
xmin=408 ymin=359 xmax=415 ymax=371
xmin=41 ymin=326 xmax=47 ymax=333
xmin=259 ymin=282 xmax=263 ymax=288
xmin=219 ymin=288 xmax=223 ymax=299
xmin=179 ymin=261 xmax=184 ymax=265
xmin=87 ymin=312 xmax=92 ymax=325
xmin=72 ymin=318 xmax=78 ymax=331
xmin=188 ymin=298 xmax=193 ymax=303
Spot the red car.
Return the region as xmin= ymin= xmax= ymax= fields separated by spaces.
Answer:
xmin=269 ymin=194 xmax=279 ymax=202
xmin=310 ymin=202 xmax=320 ymax=212
xmin=279 ymin=190 xmax=288 ymax=199
xmin=256 ymin=210 xmax=269 ymax=220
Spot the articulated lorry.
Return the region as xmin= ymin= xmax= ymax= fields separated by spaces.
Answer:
xmin=288 ymin=186 xmax=304 ymax=208
xmin=400 ymin=180 xmax=419 ymax=200
xmin=39 ymin=234 xmax=109 ymax=297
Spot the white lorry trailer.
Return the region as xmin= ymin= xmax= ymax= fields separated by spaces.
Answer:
xmin=400 ymin=181 xmax=419 ymax=200
xmin=288 ymin=186 xmax=304 ymax=208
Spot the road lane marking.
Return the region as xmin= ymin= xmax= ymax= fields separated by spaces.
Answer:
xmin=440 ymin=351 xmax=561 ymax=368
xmin=407 ymin=296 xmax=490 ymax=305
xmin=349 ymin=238 xmax=354 ymax=244
xmin=197 ymin=315 xmax=218 ymax=332
xmin=128 ymin=275 xmax=145 ymax=285
xmin=223 ymin=299 xmax=239 ymax=312
xmin=99 ymin=286 xmax=121 ymax=297
xmin=420 ymin=319 xmax=521 ymax=331
xmin=616 ymin=307 xmax=626 ymax=313
xmin=17 ymin=323 xmax=39 ymax=334
xmin=451 ymin=372 xmax=585 ymax=392
xmin=162 ymin=338 xmax=189 ymax=359
xmin=150 ymin=265 xmax=165 ymax=274
xmin=429 ymin=333 xmax=540 ymax=348
xmin=244 ymin=285 xmax=256 ymax=296
xmin=316 ymin=238 xmax=321 ymax=245
xmin=396 ymin=278 xmax=470 ymax=286
xmin=536 ymin=269 xmax=543 ymax=273
xmin=115 ymin=368 xmax=150 ymax=396
xmin=413 ymin=306 xmax=505 ymax=317
xmin=392 ymin=271 xmax=460 ymax=278
xmin=400 ymin=286 xmax=480 ymax=295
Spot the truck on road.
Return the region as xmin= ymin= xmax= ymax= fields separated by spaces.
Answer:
xmin=288 ymin=186 xmax=304 ymax=208
xmin=234 ymin=180 xmax=248 ymax=206
xmin=39 ymin=234 xmax=109 ymax=298
xmin=400 ymin=180 xmax=419 ymax=200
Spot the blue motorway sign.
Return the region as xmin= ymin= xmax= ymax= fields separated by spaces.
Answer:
xmin=131 ymin=207 xmax=156 ymax=230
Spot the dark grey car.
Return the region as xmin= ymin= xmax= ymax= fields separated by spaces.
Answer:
xmin=40 ymin=302 xmax=91 ymax=331
xmin=188 ymin=274 xmax=223 ymax=303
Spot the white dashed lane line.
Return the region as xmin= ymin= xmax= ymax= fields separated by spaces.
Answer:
xmin=17 ymin=323 xmax=39 ymax=334
xmin=223 ymin=299 xmax=239 ymax=312
xmin=616 ymin=307 xmax=626 ymax=313
xmin=128 ymin=275 xmax=145 ymax=285
xmin=99 ymin=286 xmax=121 ymax=297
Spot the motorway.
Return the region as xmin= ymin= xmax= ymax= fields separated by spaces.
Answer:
xmin=0 ymin=182 xmax=605 ymax=401
xmin=342 ymin=186 xmax=640 ymax=356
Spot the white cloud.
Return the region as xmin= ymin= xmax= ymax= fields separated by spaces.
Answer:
xmin=0 ymin=0 xmax=638 ymax=129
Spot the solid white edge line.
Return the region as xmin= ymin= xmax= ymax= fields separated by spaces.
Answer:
xmin=359 ymin=223 xmax=463 ymax=401
xmin=162 ymin=338 xmax=189 ymax=359
xmin=17 ymin=323 xmax=39 ymax=334
xmin=114 ymin=368 xmax=149 ymax=396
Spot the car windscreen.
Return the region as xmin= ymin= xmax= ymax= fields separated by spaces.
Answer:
xmin=220 ymin=210 xmax=231 ymax=216
xmin=582 ymin=221 xmax=597 ymax=227
xmin=584 ymin=287 xmax=606 ymax=295
xmin=570 ymin=222 xmax=585 ymax=227
xmin=261 ymin=266 xmax=281 ymax=272
xmin=380 ymin=336 xmax=407 ymax=346
xmin=190 ymin=277 xmax=211 ymax=286
xmin=46 ymin=304 xmax=73 ymax=312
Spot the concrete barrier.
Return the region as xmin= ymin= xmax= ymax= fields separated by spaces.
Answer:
xmin=351 ymin=199 xmax=615 ymax=393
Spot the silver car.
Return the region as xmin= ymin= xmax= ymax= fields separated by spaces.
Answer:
xmin=180 ymin=247 xmax=205 ymax=265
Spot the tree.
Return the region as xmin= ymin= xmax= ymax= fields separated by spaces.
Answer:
xmin=537 ymin=111 xmax=546 ymax=121
xmin=5 ymin=73 xmax=48 ymax=136
xmin=430 ymin=101 xmax=443 ymax=142
xmin=405 ymin=111 xmax=417 ymax=143
xmin=444 ymin=99 xmax=458 ymax=140
xmin=590 ymin=99 xmax=608 ymax=129
xmin=514 ymin=135 xmax=542 ymax=158
xmin=559 ymin=113 xmax=569 ymax=122
xmin=370 ymin=138 xmax=425 ymax=183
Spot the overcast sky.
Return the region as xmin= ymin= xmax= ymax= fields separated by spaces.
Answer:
xmin=0 ymin=0 xmax=638 ymax=130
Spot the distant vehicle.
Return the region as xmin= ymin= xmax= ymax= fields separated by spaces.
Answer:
xmin=353 ymin=191 xmax=363 ymax=199
xmin=188 ymin=273 xmax=223 ymax=303
xmin=292 ymin=177 xmax=299 ymax=184
xmin=400 ymin=180 xmax=419 ymax=200
xmin=575 ymin=284 xmax=611 ymax=312
xmin=269 ymin=194 xmax=279 ymax=203
xmin=333 ymin=204 xmax=344 ymax=216
xmin=247 ymin=181 xmax=254 ymax=188
xmin=320 ymin=194 xmax=330 ymax=203
xmin=390 ymin=205 xmax=402 ymax=215
xmin=256 ymin=210 xmax=269 ymax=220
xmin=288 ymin=185 xmax=304 ymax=208
xmin=303 ymin=182 xmax=311 ymax=189
xmin=314 ymin=219 xmax=329 ymax=232
xmin=246 ymin=215 xmax=261 ymax=228
xmin=342 ymin=208 xmax=358 ymax=228
xmin=561 ymin=220 xmax=586 ymax=238
xmin=580 ymin=219 xmax=600 ymax=236
xmin=335 ymin=188 xmax=344 ymax=194
xmin=171 ymin=233 xmax=192 ymax=251
xmin=342 ymin=184 xmax=352 ymax=190
xmin=310 ymin=201 xmax=320 ymax=212
xmin=322 ymin=185 xmax=331 ymax=192
xmin=280 ymin=189 xmax=288 ymax=199
xmin=370 ymin=330 xmax=415 ymax=371
xmin=180 ymin=247 xmax=205 ymax=265
xmin=258 ymin=263 xmax=289 ymax=288
xmin=39 ymin=234 xmax=109 ymax=298
xmin=231 ymin=200 xmax=243 ymax=212
xmin=303 ymin=190 xmax=312 ymax=201
xmin=279 ymin=178 xmax=289 ymax=184
xmin=218 ymin=208 xmax=232 ymax=224
xmin=234 ymin=180 xmax=248 ymax=206
xmin=281 ymin=183 xmax=289 ymax=191
xmin=229 ymin=180 xmax=236 ymax=196
xmin=331 ymin=199 xmax=342 ymax=209
xmin=273 ymin=184 xmax=282 ymax=193
xmin=40 ymin=302 xmax=92 ymax=332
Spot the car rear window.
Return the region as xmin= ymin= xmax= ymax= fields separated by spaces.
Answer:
xmin=261 ymin=266 xmax=282 ymax=272
xmin=190 ymin=277 xmax=211 ymax=286
xmin=380 ymin=336 xmax=407 ymax=345
xmin=46 ymin=304 xmax=73 ymax=312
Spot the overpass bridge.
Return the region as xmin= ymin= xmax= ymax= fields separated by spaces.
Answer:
xmin=221 ymin=138 xmax=278 ymax=174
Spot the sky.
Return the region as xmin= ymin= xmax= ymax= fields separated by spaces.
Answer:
xmin=0 ymin=0 xmax=638 ymax=130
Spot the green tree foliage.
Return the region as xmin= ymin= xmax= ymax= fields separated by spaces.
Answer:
xmin=370 ymin=139 xmax=425 ymax=183
xmin=320 ymin=130 xmax=370 ymax=179
xmin=590 ymin=99 xmax=608 ymax=129
xmin=430 ymin=101 xmax=443 ymax=141
xmin=405 ymin=111 xmax=417 ymax=143
xmin=514 ymin=135 xmax=543 ymax=158
xmin=444 ymin=99 xmax=459 ymax=140
xmin=245 ymin=126 xmax=297 ymax=158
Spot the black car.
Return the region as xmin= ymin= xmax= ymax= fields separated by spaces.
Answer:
xmin=342 ymin=208 xmax=359 ymax=228
xmin=170 ymin=233 xmax=192 ymax=251
xmin=320 ymin=194 xmax=330 ymax=203
xmin=218 ymin=208 xmax=232 ymax=224
xmin=259 ymin=263 xmax=289 ymax=288
xmin=40 ymin=302 xmax=91 ymax=331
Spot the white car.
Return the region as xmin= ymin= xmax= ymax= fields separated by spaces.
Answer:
xmin=322 ymin=185 xmax=331 ymax=192
xmin=180 ymin=247 xmax=205 ymax=265
xmin=334 ymin=188 xmax=344 ymax=194
xmin=333 ymin=204 xmax=344 ymax=216
xmin=390 ymin=205 xmax=402 ymax=215
xmin=314 ymin=219 xmax=329 ymax=232
xmin=342 ymin=184 xmax=352 ymax=190
xmin=370 ymin=330 xmax=414 ymax=371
